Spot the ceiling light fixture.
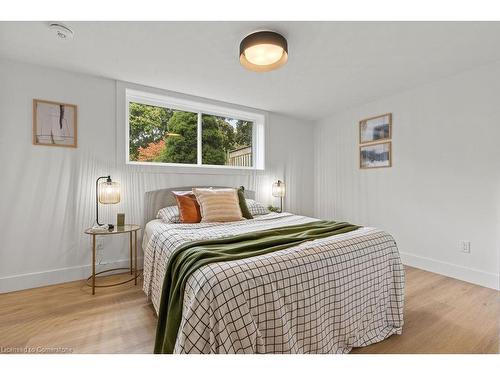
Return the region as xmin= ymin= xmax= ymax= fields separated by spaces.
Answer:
xmin=239 ymin=31 xmax=288 ymax=72
xmin=49 ymin=23 xmax=74 ymax=40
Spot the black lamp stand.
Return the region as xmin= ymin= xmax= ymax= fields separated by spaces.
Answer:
xmin=95 ymin=175 xmax=114 ymax=229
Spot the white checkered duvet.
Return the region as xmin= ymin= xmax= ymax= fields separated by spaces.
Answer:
xmin=143 ymin=212 xmax=404 ymax=354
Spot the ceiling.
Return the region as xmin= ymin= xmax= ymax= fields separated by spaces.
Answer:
xmin=1 ymin=21 xmax=500 ymax=120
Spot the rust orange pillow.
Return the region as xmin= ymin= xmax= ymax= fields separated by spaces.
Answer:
xmin=172 ymin=191 xmax=201 ymax=223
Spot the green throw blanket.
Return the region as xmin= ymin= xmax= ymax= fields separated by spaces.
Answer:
xmin=154 ymin=220 xmax=360 ymax=354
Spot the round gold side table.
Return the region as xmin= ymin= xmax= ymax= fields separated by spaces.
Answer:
xmin=84 ymin=225 xmax=141 ymax=295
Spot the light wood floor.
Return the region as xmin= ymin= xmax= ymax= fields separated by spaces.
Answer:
xmin=0 ymin=266 xmax=498 ymax=354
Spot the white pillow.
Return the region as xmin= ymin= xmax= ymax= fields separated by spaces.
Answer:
xmin=157 ymin=205 xmax=180 ymax=223
xmin=246 ymin=199 xmax=270 ymax=216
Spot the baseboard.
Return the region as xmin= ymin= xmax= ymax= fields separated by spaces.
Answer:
xmin=3 ymin=252 xmax=497 ymax=293
xmin=0 ymin=257 xmax=144 ymax=294
xmin=400 ymin=252 xmax=499 ymax=290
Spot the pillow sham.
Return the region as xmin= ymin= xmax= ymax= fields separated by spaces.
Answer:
xmin=246 ymin=199 xmax=270 ymax=216
xmin=192 ymin=188 xmax=243 ymax=222
xmin=172 ymin=191 xmax=202 ymax=223
xmin=156 ymin=205 xmax=180 ymax=223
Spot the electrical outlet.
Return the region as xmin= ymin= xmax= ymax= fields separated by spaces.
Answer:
xmin=460 ymin=241 xmax=471 ymax=253
xmin=96 ymin=248 xmax=104 ymax=264
xmin=96 ymin=239 xmax=104 ymax=251
xmin=95 ymin=239 xmax=105 ymax=264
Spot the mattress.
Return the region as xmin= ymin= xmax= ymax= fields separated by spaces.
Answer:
xmin=143 ymin=212 xmax=404 ymax=353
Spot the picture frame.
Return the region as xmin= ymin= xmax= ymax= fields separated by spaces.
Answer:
xmin=33 ymin=99 xmax=78 ymax=148
xmin=359 ymin=141 xmax=392 ymax=169
xmin=359 ymin=113 xmax=391 ymax=144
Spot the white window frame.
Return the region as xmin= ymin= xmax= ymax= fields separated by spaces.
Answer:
xmin=125 ymin=89 xmax=265 ymax=170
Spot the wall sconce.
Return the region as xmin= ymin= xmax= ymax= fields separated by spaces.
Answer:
xmin=272 ymin=180 xmax=286 ymax=213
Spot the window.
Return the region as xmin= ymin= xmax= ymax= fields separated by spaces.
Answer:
xmin=126 ymin=90 xmax=264 ymax=169
xmin=129 ymin=103 xmax=198 ymax=164
xmin=202 ymin=114 xmax=253 ymax=167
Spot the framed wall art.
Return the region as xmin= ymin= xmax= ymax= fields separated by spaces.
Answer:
xmin=359 ymin=113 xmax=391 ymax=144
xmin=360 ymin=141 xmax=392 ymax=169
xmin=33 ymin=99 xmax=77 ymax=148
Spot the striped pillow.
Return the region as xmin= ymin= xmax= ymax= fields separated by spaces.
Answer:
xmin=192 ymin=188 xmax=243 ymax=222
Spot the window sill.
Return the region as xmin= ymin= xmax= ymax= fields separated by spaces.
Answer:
xmin=125 ymin=161 xmax=264 ymax=175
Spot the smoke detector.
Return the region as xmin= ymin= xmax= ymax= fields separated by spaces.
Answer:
xmin=49 ymin=23 xmax=74 ymax=40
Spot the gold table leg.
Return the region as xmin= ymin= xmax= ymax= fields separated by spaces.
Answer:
xmin=129 ymin=232 xmax=133 ymax=275
xmin=134 ymin=230 xmax=138 ymax=285
xmin=92 ymin=234 xmax=96 ymax=295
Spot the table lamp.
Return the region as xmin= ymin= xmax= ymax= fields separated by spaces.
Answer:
xmin=95 ymin=175 xmax=120 ymax=229
xmin=272 ymin=179 xmax=286 ymax=213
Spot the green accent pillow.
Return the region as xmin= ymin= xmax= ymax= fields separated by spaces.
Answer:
xmin=237 ymin=186 xmax=253 ymax=219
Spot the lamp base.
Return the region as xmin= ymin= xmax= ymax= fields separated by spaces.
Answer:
xmin=91 ymin=223 xmax=114 ymax=231
xmin=92 ymin=223 xmax=115 ymax=231
xmin=91 ymin=224 xmax=109 ymax=232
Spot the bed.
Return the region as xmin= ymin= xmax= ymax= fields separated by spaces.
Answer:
xmin=142 ymin=187 xmax=404 ymax=354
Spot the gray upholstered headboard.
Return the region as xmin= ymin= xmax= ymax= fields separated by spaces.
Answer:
xmin=143 ymin=186 xmax=255 ymax=226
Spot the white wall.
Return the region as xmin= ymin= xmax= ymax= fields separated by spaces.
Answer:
xmin=5 ymin=56 xmax=496 ymax=294
xmin=0 ymin=59 xmax=314 ymax=293
xmin=314 ymin=62 xmax=500 ymax=290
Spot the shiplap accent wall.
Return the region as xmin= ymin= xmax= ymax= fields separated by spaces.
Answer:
xmin=0 ymin=59 xmax=315 ymax=292
xmin=314 ymin=62 xmax=500 ymax=290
